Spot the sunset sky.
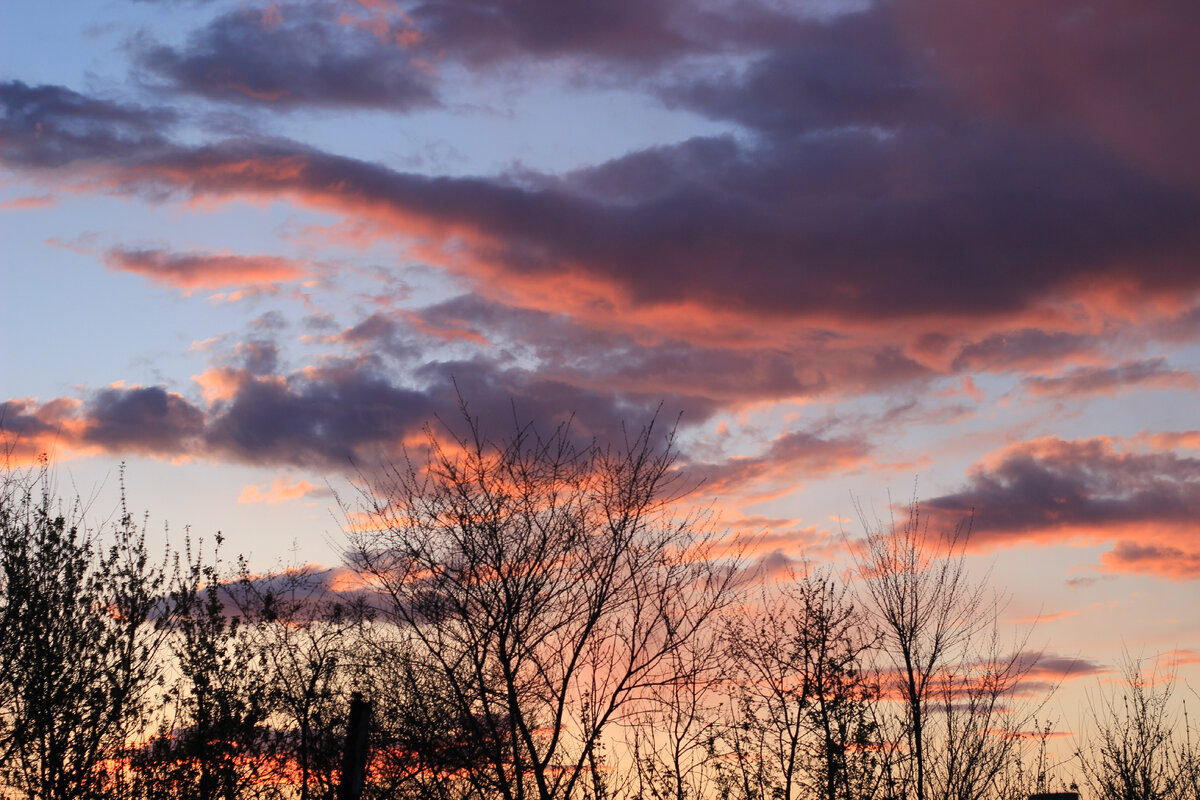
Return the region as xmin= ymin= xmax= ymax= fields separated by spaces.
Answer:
xmin=3 ymin=0 xmax=1199 ymax=721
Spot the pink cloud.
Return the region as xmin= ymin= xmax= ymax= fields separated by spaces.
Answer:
xmin=1160 ymin=648 xmax=1200 ymax=667
xmin=1100 ymin=541 xmax=1200 ymax=582
xmin=103 ymin=246 xmax=308 ymax=292
xmin=0 ymin=193 xmax=55 ymax=210
xmin=1008 ymin=609 xmax=1081 ymax=625
xmin=238 ymin=477 xmax=329 ymax=505
xmin=686 ymin=428 xmax=875 ymax=496
xmin=1023 ymin=358 xmax=1197 ymax=398
xmin=1138 ymin=430 xmax=1200 ymax=452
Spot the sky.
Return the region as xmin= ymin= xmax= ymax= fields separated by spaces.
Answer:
xmin=2 ymin=0 xmax=1199 ymax=731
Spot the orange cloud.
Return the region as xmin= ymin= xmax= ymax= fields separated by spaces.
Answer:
xmin=686 ymin=428 xmax=875 ymax=497
xmin=1008 ymin=609 xmax=1080 ymax=625
xmin=1100 ymin=541 xmax=1200 ymax=582
xmin=1160 ymin=648 xmax=1200 ymax=667
xmin=1138 ymin=430 xmax=1200 ymax=452
xmin=1 ymin=385 xmax=208 ymax=464
xmin=0 ymin=397 xmax=91 ymax=465
xmin=238 ymin=477 xmax=328 ymax=505
xmin=43 ymin=131 xmax=1192 ymax=406
xmin=193 ymin=367 xmax=250 ymax=404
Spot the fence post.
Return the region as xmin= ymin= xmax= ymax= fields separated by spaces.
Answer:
xmin=337 ymin=691 xmax=372 ymax=800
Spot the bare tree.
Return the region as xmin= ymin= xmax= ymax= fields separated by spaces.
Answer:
xmin=717 ymin=569 xmax=885 ymax=800
xmin=361 ymin=626 xmax=503 ymax=800
xmin=623 ymin=628 xmax=725 ymax=800
xmin=1077 ymin=654 xmax=1200 ymax=800
xmin=131 ymin=536 xmax=275 ymax=800
xmin=926 ymin=627 xmax=1040 ymax=800
xmin=229 ymin=563 xmax=374 ymax=800
xmin=854 ymin=500 xmax=1034 ymax=800
xmin=344 ymin=406 xmax=738 ymax=800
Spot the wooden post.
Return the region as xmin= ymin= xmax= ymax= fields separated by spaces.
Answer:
xmin=337 ymin=691 xmax=371 ymax=800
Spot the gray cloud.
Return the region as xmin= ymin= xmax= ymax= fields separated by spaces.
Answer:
xmin=135 ymin=6 xmax=438 ymax=110
xmin=0 ymin=80 xmax=173 ymax=167
xmin=1023 ymin=359 xmax=1198 ymax=398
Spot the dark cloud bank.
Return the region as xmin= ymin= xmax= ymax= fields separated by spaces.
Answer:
xmin=5 ymin=0 xmax=1199 ymax=325
xmin=4 ymin=0 xmax=1200 ymax=577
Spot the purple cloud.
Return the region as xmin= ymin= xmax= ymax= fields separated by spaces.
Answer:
xmin=925 ymin=436 xmax=1200 ymax=579
xmin=135 ymin=6 xmax=438 ymax=111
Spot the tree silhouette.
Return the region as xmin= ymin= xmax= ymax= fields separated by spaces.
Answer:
xmin=1078 ymin=654 xmax=1200 ymax=800
xmin=0 ymin=464 xmax=171 ymax=800
xmin=718 ymin=570 xmax=886 ymax=800
xmin=344 ymin=406 xmax=738 ymax=800
xmin=855 ymin=500 xmax=1039 ymax=800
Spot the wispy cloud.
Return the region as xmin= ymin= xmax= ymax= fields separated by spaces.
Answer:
xmin=239 ymin=477 xmax=330 ymax=504
xmin=1023 ymin=358 xmax=1197 ymax=398
xmin=104 ymin=246 xmax=309 ymax=291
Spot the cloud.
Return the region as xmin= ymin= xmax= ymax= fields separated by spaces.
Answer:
xmin=411 ymin=358 xmax=675 ymax=444
xmin=404 ymin=0 xmax=701 ymax=67
xmin=714 ymin=516 xmax=835 ymax=576
xmin=81 ymin=386 xmax=206 ymax=455
xmin=1161 ymin=648 xmax=1200 ymax=668
xmin=686 ymin=428 xmax=874 ymax=496
xmin=201 ymin=362 xmax=435 ymax=468
xmin=1022 ymin=653 xmax=1109 ymax=683
xmin=7 ymin=66 xmax=1197 ymax=350
xmin=5 ymin=2 xmax=1200 ymax=517
xmin=660 ymin=4 xmax=948 ymax=135
xmin=404 ymin=294 xmax=931 ymax=406
xmin=1137 ymin=430 xmax=1200 ymax=452
xmin=8 ymin=0 xmax=1200 ymax=358
xmin=233 ymin=341 xmax=281 ymax=375
xmin=0 ymin=80 xmax=174 ymax=168
xmin=330 ymin=308 xmax=484 ymax=358
xmin=925 ymin=435 xmax=1200 ymax=579
xmin=0 ymin=397 xmax=86 ymax=464
xmin=401 ymin=0 xmax=881 ymax=73
xmin=218 ymin=564 xmax=383 ymax=623
xmin=238 ymin=477 xmax=330 ymax=504
xmin=103 ymin=246 xmax=309 ymax=291
xmin=3 ymin=337 xmax=704 ymax=471
xmin=1007 ymin=609 xmax=1080 ymax=625
xmin=135 ymin=5 xmax=438 ymax=110
xmin=0 ymin=194 xmax=56 ymax=210
xmin=949 ymin=329 xmax=1102 ymax=373
xmin=1023 ymin=358 xmax=1198 ymax=398
xmin=1100 ymin=542 xmax=1200 ymax=582
xmin=899 ymin=0 xmax=1200 ymax=189
xmin=1065 ymin=574 xmax=1116 ymax=590
xmin=5 ymin=366 xmax=430 ymax=469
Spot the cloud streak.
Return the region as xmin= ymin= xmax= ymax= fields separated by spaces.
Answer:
xmin=1023 ymin=359 xmax=1198 ymax=398
xmin=104 ymin=246 xmax=310 ymax=291
xmin=238 ymin=477 xmax=330 ymax=504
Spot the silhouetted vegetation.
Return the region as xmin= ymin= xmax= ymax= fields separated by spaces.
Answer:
xmin=2 ymin=413 xmax=1198 ymax=800
xmin=1076 ymin=655 xmax=1200 ymax=800
xmin=0 ymin=464 xmax=171 ymax=800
